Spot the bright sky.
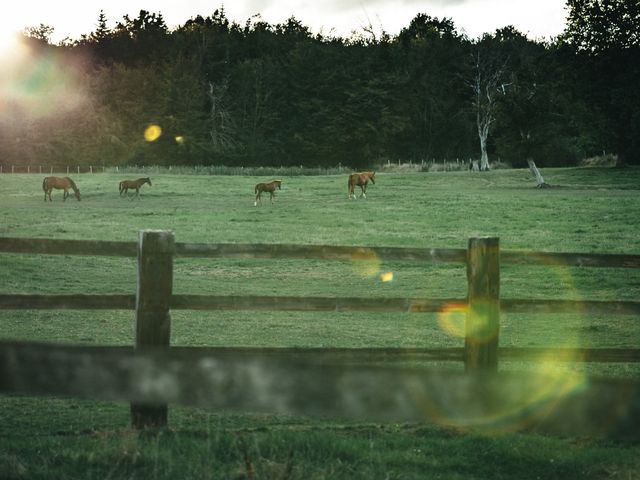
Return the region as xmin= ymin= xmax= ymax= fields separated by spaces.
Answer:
xmin=2 ymin=0 xmax=568 ymax=44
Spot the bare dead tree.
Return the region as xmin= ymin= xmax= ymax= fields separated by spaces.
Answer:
xmin=470 ymin=47 xmax=509 ymax=171
xmin=207 ymin=78 xmax=237 ymax=151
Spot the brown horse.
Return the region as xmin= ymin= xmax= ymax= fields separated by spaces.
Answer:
xmin=42 ymin=176 xmax=81 ymax=202
xmin=254 ymin=179 xmax=282 ymax=206
xmin=119 ymin=177 xmax=152 ymax=197
xmin=348 ymin=171 xmax=375 ymax=199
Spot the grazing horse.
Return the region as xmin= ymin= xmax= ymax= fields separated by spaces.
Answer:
xmin=42 ymin=176 xmax=81 ymax=202
xmin=348 ymin=171 xmax=375 ymax=199
xmin=254 ymin=179 xmax=282 ymax=206
xmin=119 ymin=177 xmax=152 ymax=198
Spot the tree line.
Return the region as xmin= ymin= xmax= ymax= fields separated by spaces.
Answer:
xmin=1 ymin=0 xmax=638 ymax=170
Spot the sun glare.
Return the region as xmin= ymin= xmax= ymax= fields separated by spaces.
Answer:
xmin=0 ymin=28 xmax=25 ymax=62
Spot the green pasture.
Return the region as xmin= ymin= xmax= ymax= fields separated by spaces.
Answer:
xmin=1 ymin=168 xmax=639 ymax=479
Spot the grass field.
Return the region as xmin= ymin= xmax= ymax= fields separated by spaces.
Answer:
xmin=1 ymin=167 xmax=640 ymax=479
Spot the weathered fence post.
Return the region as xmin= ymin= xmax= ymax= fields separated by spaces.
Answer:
xmin=465 ymin=237 xmax=500 ymax=371
xmin=131 ymin=230 xmax=174 ymax=428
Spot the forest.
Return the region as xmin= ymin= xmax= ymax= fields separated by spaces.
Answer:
xmin=0 ymin=0 xmax=638 ymax=169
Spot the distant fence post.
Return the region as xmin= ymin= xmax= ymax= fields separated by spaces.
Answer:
xmin=465 ymin=237 xmax=500 ymax=372
xmin=131 ymin=230 xmax=174 ymax=428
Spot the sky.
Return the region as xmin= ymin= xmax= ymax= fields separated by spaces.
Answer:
xmin=1 ymin=0 xmax=568 ymax=44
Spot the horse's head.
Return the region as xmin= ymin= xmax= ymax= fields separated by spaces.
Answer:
xmin=75 ymin=190 xmax=81 ymax=201
xmin=276 ymin=180 xmax=282 ymax=190
xmin=146 ymin=177 xmax=152 ymax=186
xmin=368 ymin=172 xmax=376 ymax=184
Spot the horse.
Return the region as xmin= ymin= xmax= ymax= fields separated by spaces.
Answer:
xmin=119 ymin=177 xmax=152 ymax=198
xmin=254 ymin=179 xmax=282 ymax=206
xmin=42 ymin=176 xmax=81 ymax=202
xmin=348 ymin=171 xmax=375 ymax=199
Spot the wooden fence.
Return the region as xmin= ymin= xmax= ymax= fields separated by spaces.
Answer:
xmin=1 ymin=231 xmax=639 ymax=437
xmin=0 ymin=165 xmax=106 ymax=174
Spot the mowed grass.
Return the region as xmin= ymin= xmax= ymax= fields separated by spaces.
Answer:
xmin=1 ymin=168 xmax=640 ymax=479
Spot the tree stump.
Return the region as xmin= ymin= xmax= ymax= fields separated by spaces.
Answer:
xmin=527 ymin=159 xmax=551 ymax=188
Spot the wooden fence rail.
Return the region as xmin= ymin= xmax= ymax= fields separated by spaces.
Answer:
xmin=1 ymin=341 xmax=639 ymax=439
xmin=1 ymin=231 xmax=639 ymax=433
xmin=2 ymin=294 xmax=640 ymax=316
xmin=3 ymin=236 xmax=640 ymax=267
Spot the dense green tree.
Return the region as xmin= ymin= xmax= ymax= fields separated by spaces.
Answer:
xmin=561 ymin=0 xmax=640 ymax=165
xmin=396 ymin=15 xmax=473 ymax=162
xmin=1 ymin=7 xmax=637 ymax=170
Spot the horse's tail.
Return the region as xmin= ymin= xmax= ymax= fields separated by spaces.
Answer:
xmin=42 ymin=177 xmax=48 ymax=191
xmin=255 ymin=185 xmax=259 ymax=194
xmin=119 ymin=181 xmax=124 ymax=193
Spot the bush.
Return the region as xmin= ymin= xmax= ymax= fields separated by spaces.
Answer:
xmin=580 ymin=153 xmax=618 ymax=168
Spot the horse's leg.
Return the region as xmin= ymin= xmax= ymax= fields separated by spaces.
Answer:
xmin=270 ymin=191 xmax=275 ymax=203
xmin=63 ymin=189 xmax=68 ymax=201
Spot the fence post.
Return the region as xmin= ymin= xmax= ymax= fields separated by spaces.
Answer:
xmin=131 ymin=230 xmax=174 ymax=428
xmin=465 ymin=237 xmax=500 ymax=372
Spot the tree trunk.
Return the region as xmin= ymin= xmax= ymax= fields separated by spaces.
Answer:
xmin=478 ymin=125 xmax=490 ymax=171
xmin=527 ymin=159 xmax=551 ymax=188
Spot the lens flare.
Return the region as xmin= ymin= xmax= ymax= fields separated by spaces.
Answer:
xmin=437 ymin=303 xmax=468 ymax=338
xmin=403 ymin=367 xmax=587 ymax=435
xmin=379 ymin=271 xmax=394 ymax=282
xmin=175 ymin=135 xmax=185 ymax=145
xmin=144 ymin=124 xmax=162 ymax=142
xmin=350 ymin=248 xmax=380 ymax=278
xmin=1 ymin=43 xmax=87 ymax=118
